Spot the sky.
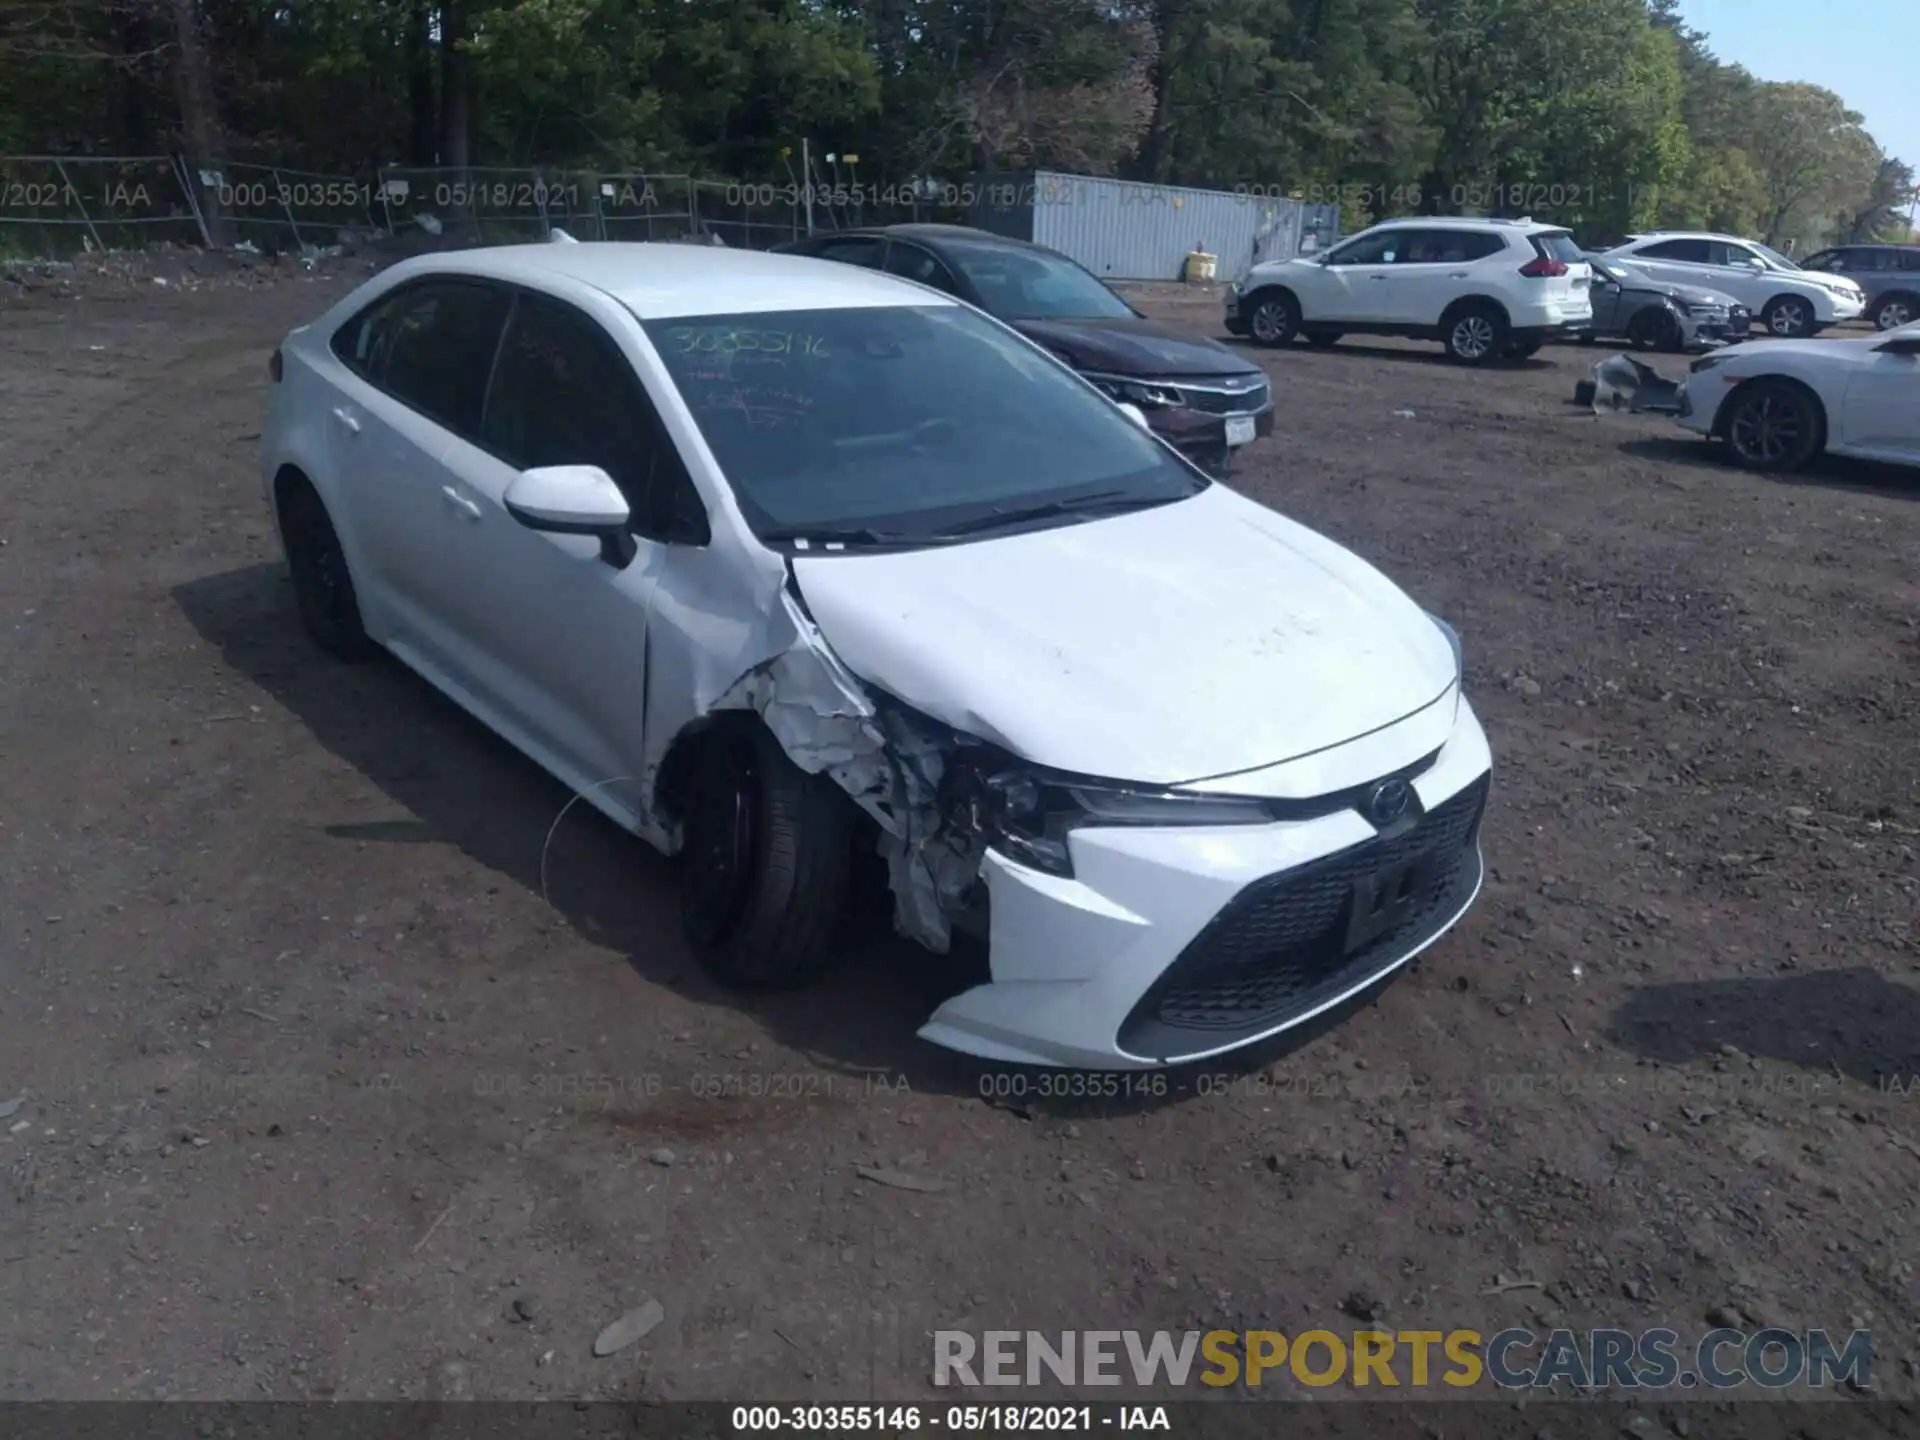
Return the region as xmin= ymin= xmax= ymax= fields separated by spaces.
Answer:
xmin=1676 ymin=0 xmax=1920 ymax=179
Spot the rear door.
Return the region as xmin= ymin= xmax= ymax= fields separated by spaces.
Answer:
xmin=1628 ymin=237 xmax=1714 ymax=292
xmin=324 ymin=278 xmax=512 ymax=674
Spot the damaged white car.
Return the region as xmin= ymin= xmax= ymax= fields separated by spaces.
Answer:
xmin=260 ymin=241 xmax=1493 ymax=1069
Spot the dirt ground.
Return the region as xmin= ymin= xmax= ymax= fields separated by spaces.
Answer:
xmin=2 ymin=255 xmax=1918 ymax=1421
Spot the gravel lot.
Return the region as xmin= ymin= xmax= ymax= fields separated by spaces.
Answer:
xmin=2 ymin=256 xmax=1917 ymax=1425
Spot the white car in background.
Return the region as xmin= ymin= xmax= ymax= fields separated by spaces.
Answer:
xmin=1227 ymin=216 xmax=1592 ymax=364
xmin=1676 ymin=320 xmax=1920 ymax=472
xmin=260 ymin=241 xmax=1494 ymax=1069
xmin=1600 ymin=232 xmax=1865 ymax=337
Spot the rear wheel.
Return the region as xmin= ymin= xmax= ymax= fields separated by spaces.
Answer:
xmin=1761 ymin=295 xmax=1814 ymax=337
xmin=1246 ymin=291 xmax=1301 ymax=347
xmin=1871 ymin=292 xmax=1917 ymax=330
xmin=679 ymin=722 xmax=854 ymax=988
xmin=278 ymin=478 xmax=375 ymax=660
xmin=1722 ymin=379 xmax=1823 ymax=474
xmin=1443 ymin=304 xmax=1507 ymax=364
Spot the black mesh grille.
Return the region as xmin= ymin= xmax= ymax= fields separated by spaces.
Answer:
xmin=1118 ymin=775 xmax=1489 ymax=1059
xmin=1180 ymin=381 xmax=1270 ymax=415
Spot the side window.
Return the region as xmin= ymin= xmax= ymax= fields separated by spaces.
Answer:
xmin=1902 ymin=250 xmax=1920 ymax=272
xmin=1853 ymin=249 xmax=1894 ymax=272
xmin=813 ymin=236 xmax=883 ymax=268
xmin=1713 ymin=242 xmax=1767 ymax=268
xmin=1327 ymin=231 xmax=1402 ymax=265
xmin=1408 ymin=229 xmax=1503 ymax=262
xmin=481 ymin=295 xmax=706 ymax=543
xmin=1801 ymin=249 xmax=1840 ymax=272
xmin=884 ymin=242 xmax=960 ymax=293
xmin=1639 ymin=239 xmax=1710 ymax=263
xmin=379 ymin=282 xmax=512 ymax=438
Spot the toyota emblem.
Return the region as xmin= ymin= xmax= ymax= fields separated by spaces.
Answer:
xmin=1366 ymin=777 xmax=1413 ymax=827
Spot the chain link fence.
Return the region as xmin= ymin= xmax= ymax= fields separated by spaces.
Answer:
xmin=0 ymin=154 xmax=204 ymax=255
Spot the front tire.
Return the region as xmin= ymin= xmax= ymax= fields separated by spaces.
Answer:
xmin=1627 ymin=307 xmax=1681 ymax=353
xmin=1247 ymin=291 xmax=1301 ymax=347
xmin=1443 ymin=304 xmax=1507 ymax=365
xmin=1721 ymin=379 xmax=1824 ymax=474
xmin=1761 ymin=295 xmax=1814 ymax=338
xmin=278 ymin=479 xmax=375 ymax=660
xmin=680 ymin=722 xmax=854 ymax=988
xmin=1872 ymin=293 xmax=1917 ymax=330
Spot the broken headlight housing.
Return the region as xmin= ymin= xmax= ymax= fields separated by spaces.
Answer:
xmin=962 ymin=760 xmax=1275 ymax=878
xmin=1084 ymin=372 xmax=1184 ymax=409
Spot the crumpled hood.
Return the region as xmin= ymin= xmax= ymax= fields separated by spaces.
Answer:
xmin=1013 ymin=315 xmax=1256 ymax=378
xmin=789 ymin=485 xmax=1458 ymax=786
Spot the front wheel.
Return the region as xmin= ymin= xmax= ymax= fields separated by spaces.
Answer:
xmin=1872 ymin=293 xmax=1917 ymax=330
xmin=1443 ymin=305 xmax=1508 ymax=365
xmin=1722 ymin=380 xmax=1823 ymax=474
xmin=1761 ymin=295 xmax=1814 ymax=337
xmin=1246 ymin=291 xmax=1301 ymax=347
xmin=1627 ymin=307 xmax=1681 ymax=353
xmin=680 ymin=723 xmax=855 ymax=988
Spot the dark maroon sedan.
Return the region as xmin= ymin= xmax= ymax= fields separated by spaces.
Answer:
xmin=774 ymin=224 xmax=1273 ymax=477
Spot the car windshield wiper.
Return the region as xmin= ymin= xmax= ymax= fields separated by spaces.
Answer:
xmin=761 ymin=524 xmax=950 ymax=548
xmin=930 ymin=490 xmax=1170 ymax=538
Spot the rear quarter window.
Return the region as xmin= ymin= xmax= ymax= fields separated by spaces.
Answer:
xmin=1533 ymin=231 xmax=1585 ymax=264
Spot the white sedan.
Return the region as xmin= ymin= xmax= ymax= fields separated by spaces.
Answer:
xmin=1676 ymin=320 xmax=1920 ymax=472
xmin=261 ymin=240 xmax=1492 ymax=1069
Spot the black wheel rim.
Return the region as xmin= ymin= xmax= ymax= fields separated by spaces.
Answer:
xmin=683 ymin=744 xmax=757 ymax=946
xmin=288 ymin=493 xmax=353 ymax=632
xmin=1729 ymin=393 xmax=1804 ymax=463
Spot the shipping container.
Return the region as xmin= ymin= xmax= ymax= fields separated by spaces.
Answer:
xmin=967 ymin=169 xmax=1339 ymax=282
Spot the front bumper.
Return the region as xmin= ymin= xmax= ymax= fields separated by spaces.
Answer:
xmin=1821 ymin=292 xmax=1865 ymax=323
xmin=917 ymin=698 xmax=1494 ymax=1069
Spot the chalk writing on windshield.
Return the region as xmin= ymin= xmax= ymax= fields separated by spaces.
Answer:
xmin=662 ymin=327 xmax=830 ymax=358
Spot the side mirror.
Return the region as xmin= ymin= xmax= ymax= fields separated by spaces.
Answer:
xmin=504 ymin=464 xmax=637 ymax=567
xmin=1116 ymin=402 xmax=1152 ymax=431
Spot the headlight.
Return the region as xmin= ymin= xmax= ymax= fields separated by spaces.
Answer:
xmin=1087 ymin=373 xmax=1184 ymax=409
xmin=1427 ymin=612 xmax=1463 ymax=680
xmin=964 ymin=760 xmax=1274 ymax=878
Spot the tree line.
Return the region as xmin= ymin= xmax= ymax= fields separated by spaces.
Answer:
xmin=1 ymin=0 xmax=1913 ymax=252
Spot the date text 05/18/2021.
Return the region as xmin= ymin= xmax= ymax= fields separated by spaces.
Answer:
xmin=730 ymin=1406 xmax=1170 ymax=1433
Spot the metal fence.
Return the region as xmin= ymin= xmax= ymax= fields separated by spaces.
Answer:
xmin=0 ymin=154 xmax=204 ymax=254
xmin=2 ymin=153 xmax=1338 ymax=266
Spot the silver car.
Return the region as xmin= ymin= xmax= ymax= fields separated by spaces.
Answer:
xmin=1797 ymin=244 xmax=1920 ymax=331
xmin=1582 ymin=255 xmax=1750 ymax=352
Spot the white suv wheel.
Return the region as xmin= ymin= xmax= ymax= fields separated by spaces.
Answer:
xmin=1450 ymin=314 xmax=1496 ymax=360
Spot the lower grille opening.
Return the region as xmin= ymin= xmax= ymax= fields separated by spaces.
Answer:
xmin=1117 ymin=774 xmax=1489 ymax=1060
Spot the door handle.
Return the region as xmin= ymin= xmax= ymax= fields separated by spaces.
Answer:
xmin=1368 ymin=274 xmax=1388 ymax=280
xmin=331 ymin=406 xmax=361 ymax=435
xmin=441 ymin=485 xmax=482 ymax=519
xmin=1449 ymin=272 xmax=1470 ymax=279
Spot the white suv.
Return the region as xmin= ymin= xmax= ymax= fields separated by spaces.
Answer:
xmin=1599 ymin=232 xmax=1865 ymax=337
xmin=1226 ymin=217 xmax=1593 ymax=364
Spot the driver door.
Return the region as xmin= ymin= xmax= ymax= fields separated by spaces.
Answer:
xmin=1315 ymin=231 xmax=1405 ymax=322
xmin=429 ymin=290 xmax=704 ymax=814
xmin=1839 ymin=337 xmax=1920 ymax=461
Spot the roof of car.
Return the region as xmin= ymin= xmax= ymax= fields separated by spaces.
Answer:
xmin=1619 ymin=231 xmax=1749 ymax=243
xmin=1368 ymin=215 xmax=1568 ymax=232
xmin=380 ymin=239 xmax=958 ymax=320
xmin=794 ymin=223 xmax=1036 ymax=249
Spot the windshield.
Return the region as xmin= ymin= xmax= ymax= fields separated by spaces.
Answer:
xmin=645 ymin=304 xmax=1203 ymax=544
xmin=1749 ymin=242 xmax=1801 ymax=272
xmin=943 ymin=243 xmax=1136 ymax=320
